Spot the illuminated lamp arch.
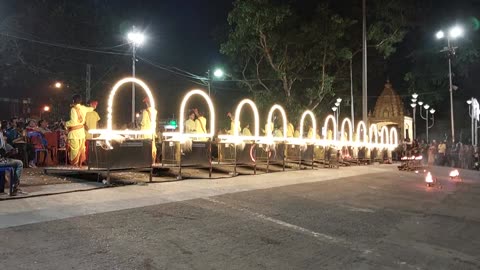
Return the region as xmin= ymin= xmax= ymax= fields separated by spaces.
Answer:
xmin=340 ymin=118 xmax=353 ymax=144
xmin=389 ymin=127 xmax=399 ymax=149
xmin=380 ymin=126 xmax=389 ymax=147
xmin=369 ymin=124 xmax=379 ymax=145
xmin=299 ymin=110 xmax=317 ymax=139
xmin=267 ymin=104 xmax=288 ymax=140
xmin=355 ymin=121 xmax=367 ymax=146
xmin=178 ymin=89 xmax=215 ymax=138
xmin=323 ymin=115 xmax=337 ymax=142
xmin=234 ymin=99 xmax=260 ymax=137
xmin=107 ymin=77 xmax=156 ymax=134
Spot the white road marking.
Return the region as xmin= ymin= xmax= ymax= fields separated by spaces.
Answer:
xmin=203 ymin=197 xmax=373 ymax=254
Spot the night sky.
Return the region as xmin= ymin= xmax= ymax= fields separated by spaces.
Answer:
xmin=1 ymin=0 xmax=479 ymax=139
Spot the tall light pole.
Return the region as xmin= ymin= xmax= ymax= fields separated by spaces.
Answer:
xmin=362 ymin=0 xmax=368 ymax=124
xmin=411 ymin=93 xmax=418 ymax=140
xmin=127 ymin=26 xmax=145 ymax=124
xmin=436 ymin=25 xmax=463 ymax=143
xmin=419 ymin=102 xmax=435 ymax=142
xmin=467 ymin=98 xmax=479 ymax=146
xmin=206 ymin=68 xmax=226 ymax=96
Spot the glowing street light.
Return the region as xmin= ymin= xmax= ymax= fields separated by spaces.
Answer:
xmin=412 ymin=93 xmax=419 ymax=99
xmin=213 ymin=68 xmax=224 ymax=78
xmin=436 ymin=25 xmax=464 ymax=143
xmin=43 ymin=105 xmax=50 ymax=112
xmin=126 ymin=26 xmax=146 ymax=124
xmin=419 ymin=103 xmax=435 ymax=142
xmin=54 ymin=82 xmax=62 ymax=89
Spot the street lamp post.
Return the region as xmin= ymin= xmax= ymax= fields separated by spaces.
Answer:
xmin=206 ymin=68 xmax=226 ymax=96
xmin=127 ymin=26 xmax=145 ymax=124
xmin=467 ymin=98 xmax=479 ymax=146
xmin=419 ymin=103 xmax=435 ymax=142
xmin=411 ymin=93 xmax=418 ymax=140
xmin=436 ymin=25 xmax=463 ymax=143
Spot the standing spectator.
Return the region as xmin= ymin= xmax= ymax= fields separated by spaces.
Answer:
xmin=65 ymin=94 xmax=93 ymax=167
xmin=428 ymin=142 xmax=436 ymax=166
xmin=438 ymin=140 xmax=447 ymax=166
xmin=84 ymin=100 xmax=101 ymax=140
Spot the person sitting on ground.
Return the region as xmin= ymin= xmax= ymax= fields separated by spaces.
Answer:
xmin=185 ymin=110 xmax=196 ymax=133
xmin=0 ymin=123 xmax=23 ymax=196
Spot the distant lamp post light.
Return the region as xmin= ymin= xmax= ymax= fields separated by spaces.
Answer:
xmin=206 ymin=68 xmax=228 ymax=97
xmin=43 ymin=106 xmax=50 ymax=112
xmin=54 ymin=82 xmax=62 ymax=89
xmin=412 ymin=93 xmax=419 ymax=99
xmin=127 ymin=26 xmax=146 ymax=124
xmin=436 ymin=25 xmax=464 ymax=143
xmin=213 ymin=68 xmax=224 ymax=78
xmin=419 ymin=102 xmax=435 ymax=142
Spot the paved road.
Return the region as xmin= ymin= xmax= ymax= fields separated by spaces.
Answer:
xmin=1 ymin=166 xmax=479 ymax=269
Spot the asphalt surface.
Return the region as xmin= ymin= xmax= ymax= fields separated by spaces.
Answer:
xmin=1 ymin=166 xmax=479 ymax=269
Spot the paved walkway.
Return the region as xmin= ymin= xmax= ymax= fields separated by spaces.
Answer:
xmin=0 ymin=165 xmax=394 ymax=229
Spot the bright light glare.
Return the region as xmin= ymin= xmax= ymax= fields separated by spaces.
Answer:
xmin=410 ymin=103 xmax=416 ymax=108
xmin=467 ymin=99 xmax=473 ymax=105
xmin=429 ymin=109 xmax=435 ymax=114
xmin=54 ymin=82 xmax=62 ymax=88
xmin=449 ymin=169 xmax=459 ymax=177
xmin=43 ymin=106 xmax=50 ymax=112
xmin=331 ymin=107 xmax=337 ymax=112
xmin=213 ymin=69 xmax=224 ymax=78
xmin=267 ymin=104 xmax=288 ymax=140
xmin=412 ymin=93 xmax=418 ymax=99
xmin=336 ymin=98 xmax=342 ymax=103
xmin=418 ymin=101 xmax=424 ymax=106
xmin=424 ymin=104 xmax=430 ymax=110
xmin=425 ymin=172 xmax=433 ymax=183
xmin=127 ymin=31 xmax=145 ymax=46
xmin=449 ymin=26 xmax=463 ymax=39
xmin=436 ymin=30 xmax=445 ymax=39
xmin=234 ymin=99 xmax=260 ymax=137
xmin=299 ymin=110 xmax=317 ymax=140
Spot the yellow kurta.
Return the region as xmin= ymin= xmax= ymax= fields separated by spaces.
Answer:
xmin=227 ymin=120 xmax=241 ymax=135
xmin=85 ymin=110 xmax=100 ymax=139
xmin=141 ymin=107 xmax=158 ymax=162
xmin=274 ymin=129 xmax=283 ymax=138
xmin=195 ymin=116 xmax=207 ymax=134
xmin=307 ymin=127 xmax=314 ymax=139
xmin=242 ymin=127 xmax=252 ymax=136
xmin=65 ymin=104 xmax=93 ymax=166
xmin=294 ymin=130 xmax=300 ymax=138
xmin=287 ymin=123 xmax=294 ymax=138
xmin=263 ymin=123 xmax=274 ymax=135
xmin=185 ymin=119 xmax=196 ymax=133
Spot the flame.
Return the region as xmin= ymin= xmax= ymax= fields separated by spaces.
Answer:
xmin=425 ymin=172 xmax=433 ymax=183
xmin=267 ymin=104 xmax=288 ymax=141
xmin=89 ymin=77 xmax=157 ymax=148
xmin=449 ymin=169 xmax=459 ymax=177
xmin=340 ymin=118 xmax=353 ymax=145
xmin=299 ymin=110 xmax=317 ymax=140
xmin=163 ymin=89 xmax=215 ymax=140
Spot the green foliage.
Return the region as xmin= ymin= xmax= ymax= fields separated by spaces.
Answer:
xmin=221 ymin=0 xmax=412 ymax=124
